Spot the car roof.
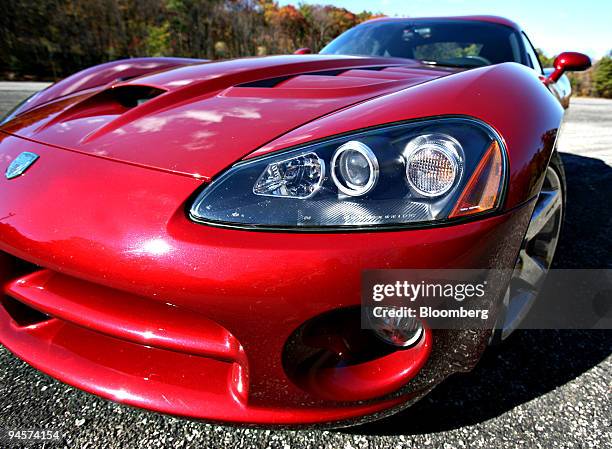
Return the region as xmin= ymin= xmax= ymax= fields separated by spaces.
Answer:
xmin=364 ymin=15 xmax=523 ymax=32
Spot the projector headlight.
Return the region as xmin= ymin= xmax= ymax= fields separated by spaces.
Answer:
xmin=253 ymin=152 xmax=325 ymax=199
xmin=331 ymin=141 xmax=379 ymax=196
xmin=190 ymin=117 xmax=506 ymax=230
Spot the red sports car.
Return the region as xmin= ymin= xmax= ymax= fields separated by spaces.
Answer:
xmin=0 ymin=16 xmax=590 ymax=426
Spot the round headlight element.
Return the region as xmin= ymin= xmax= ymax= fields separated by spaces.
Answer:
xmin=368 ymin=313 xmax=424 ymax=348
xmin=331 ymin=141 xmax=379 ymax=196
xmin=405 ymin=134 xmax=463 ymax=197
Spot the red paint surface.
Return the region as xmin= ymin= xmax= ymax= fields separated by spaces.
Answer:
xmin=1 ymin=56 xmax=451 ymax=179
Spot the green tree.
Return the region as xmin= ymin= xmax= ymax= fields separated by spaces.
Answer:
xmin=593 ymin=56 xmax=612 ymax=98
xmin=536 ymin=48 xmax=555 ymax=67
xmin=144 ymin=22 xmax=171 ymax=57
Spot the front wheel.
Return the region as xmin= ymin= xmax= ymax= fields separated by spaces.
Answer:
xmin=494 ymin=152 xmax=566 ymax=342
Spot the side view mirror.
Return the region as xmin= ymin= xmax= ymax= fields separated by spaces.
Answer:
xmin=547 ymin=52 xmax=591 ymax=83
xmin=294 ymin=48 xmax=312 ymax=55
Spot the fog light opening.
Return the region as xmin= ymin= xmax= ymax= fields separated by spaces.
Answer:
xmin=282 ymin=307 xmax=431 ymax=402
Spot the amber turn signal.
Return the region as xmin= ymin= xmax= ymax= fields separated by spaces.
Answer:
xmin=449 ymin=141 xmax=503 ymax=218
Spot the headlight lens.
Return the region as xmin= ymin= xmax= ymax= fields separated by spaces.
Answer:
xmin=331 ymin=141 xmax=379 ymax=196
xmin=405 ymin=134 xmax=463 ymax=197
xmin=190 ymin=118 xmax=505 ymax=230
xmin=253 ymin=152 xmax=325 ymax=199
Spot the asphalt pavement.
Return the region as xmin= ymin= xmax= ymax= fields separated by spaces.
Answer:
xmin=0 ymin=86 xmax=610 ymax=449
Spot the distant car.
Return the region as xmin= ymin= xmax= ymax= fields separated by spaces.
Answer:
xmin=0 ymin=16 xmax=590 ymax=426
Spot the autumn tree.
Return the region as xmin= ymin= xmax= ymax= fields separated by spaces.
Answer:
xmin=1 ymin=0 xmax=383 ymax=79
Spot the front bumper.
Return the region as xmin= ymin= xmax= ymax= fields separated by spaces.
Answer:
xmin=0 ymin=134 xmax=533 ymax=426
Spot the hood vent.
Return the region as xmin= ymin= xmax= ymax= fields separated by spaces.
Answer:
xmin=36 ymin=85 xmax=166 ymax=132
xmin=237 ymin=67 xmax=389 ymax=88
xmin=105 ymin=85 xmax=166 ymax=108
xmin=239 ymin=76 xmax=293 ymax=88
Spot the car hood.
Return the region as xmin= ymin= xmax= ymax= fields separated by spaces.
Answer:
xmin=1 ymin=55 xmax=455 ymax=179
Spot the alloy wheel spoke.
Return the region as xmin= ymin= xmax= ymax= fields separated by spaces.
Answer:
xmin=524 ymin=189 xmax=562 ymax=242
xmin=515 ymin=249 xmax=547 ymax=290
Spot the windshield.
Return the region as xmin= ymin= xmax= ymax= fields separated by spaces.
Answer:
xmin=320 ymin=20 xmax=522 ymax=68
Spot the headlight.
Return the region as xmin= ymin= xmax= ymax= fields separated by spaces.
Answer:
xmin=404 ymin=134 xmax=463 ymax=198
xmin=253 ymin=152 xmax=325 ymax=199
xmin=190 ymin=117 xmax=506 ymax=230
xmin=331 ymin=141 xmax=379 ymax=196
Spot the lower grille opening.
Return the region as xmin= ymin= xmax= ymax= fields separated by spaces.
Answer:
xmin=1 ymin=250 xmax=49 ymax=326
xmin=10 ymin=258 xmax=40 ymax=278
xmin=1 ymin=296 xmax=51 ymax=327
xmin=1 ymin=250 xmax=40 ymax=279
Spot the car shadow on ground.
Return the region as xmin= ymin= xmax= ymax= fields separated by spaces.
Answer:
xmin=348 ymin=153 xmax=612 ymax=436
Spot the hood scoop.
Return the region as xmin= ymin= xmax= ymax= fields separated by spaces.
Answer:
xmin=35 ymin=85 xmax=166 ymax=135
xmin=235 ymin=67 xmax=385 ymax=88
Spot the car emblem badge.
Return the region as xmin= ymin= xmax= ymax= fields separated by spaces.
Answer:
xmin=5 ymin=151 xmax=39 ymax=179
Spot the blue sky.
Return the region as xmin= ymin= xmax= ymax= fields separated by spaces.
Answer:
xmin=280 ymin=0 xmax=611 ymax=59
